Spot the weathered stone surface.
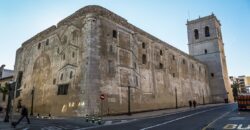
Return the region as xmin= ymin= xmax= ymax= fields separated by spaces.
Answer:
xmin=13 ymin=5 xmax=223 ymax=117
xmin=187 ymin=14 xmax=233 ymax=103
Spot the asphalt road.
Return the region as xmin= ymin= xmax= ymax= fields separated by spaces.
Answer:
xmin=2 ymin=103 xmax=246 ymax=130
xmin=205 ymin=105 xmax=250 ymax=130
xmin=83 ymin=104 xmax=237 ymax=130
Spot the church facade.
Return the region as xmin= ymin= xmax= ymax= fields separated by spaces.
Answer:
xmin=14 ymin=5 xmax=231 ymax=116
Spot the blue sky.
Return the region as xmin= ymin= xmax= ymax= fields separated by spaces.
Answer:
xmin=0 ymin=0 xmax=249 ymax=76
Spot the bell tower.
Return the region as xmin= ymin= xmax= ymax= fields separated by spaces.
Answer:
xmin=187 ymin=14 xmax=233 ymax=103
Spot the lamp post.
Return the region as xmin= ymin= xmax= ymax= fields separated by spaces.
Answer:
xmin=203 ymin=89 xmax=205 ymax=105
xmin=30 ymin=86 xmax=34 ymax=116
xmin=4 ymin=82 xmax=12 ymax=122
xmin=175 ymin=87 xmax=178 ymax=109
xmin=127 ymin=85 xmax=131 ymax=115
xmin=4 ymin=81 xmax=15 ymax=122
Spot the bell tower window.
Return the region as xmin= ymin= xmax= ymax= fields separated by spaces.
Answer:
xmin=194 ymin=29 xmax=199 ymax=39
xmin=205 ymin=26 xmax=210 ymax=37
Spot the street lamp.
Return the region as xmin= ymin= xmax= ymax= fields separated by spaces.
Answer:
xmin=30 ymin=86 xmax=35 ymax=116
xmin=127 ymin=85 xmax=131 ymax=115
xmin=175 ymin=87 xmax=178 ymax=109
xmin=203 ymin=89 xmax=205 ymax=105
xmin=4 ymin=81 xmax=15 ymax=122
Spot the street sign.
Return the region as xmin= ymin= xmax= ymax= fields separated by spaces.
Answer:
xmin=100 ymin=94 xmax=105 ymax=100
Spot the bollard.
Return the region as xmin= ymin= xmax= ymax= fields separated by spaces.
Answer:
xmin=97 ymin=117 xmax=102 ymax=125
xmin=85 ymin=115 xmax=89 ymax=122
xmin=48 ymin=113 xmax=51 ymax=119
xmin=91 ymin=116 xmax=95 ymax=123
xmin=37 ymin=113 xmax=40 ymax=118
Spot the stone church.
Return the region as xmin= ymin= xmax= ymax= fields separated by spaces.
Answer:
xmin=14 ymin=5 xmax=233 ymax=116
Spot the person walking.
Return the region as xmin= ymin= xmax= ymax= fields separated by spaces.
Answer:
xmin=193 ymin=100 xmax=197 ymax=108
xmin=12 ymin=105 xmax=30 ymax=128
xmin=17 ymin=99 xmax=22 ymax=112
xmin=188 ymin=100 xmax=192 ymax=108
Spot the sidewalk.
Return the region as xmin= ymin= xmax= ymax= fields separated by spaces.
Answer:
xmin=0 ymin=113 xmax=14 ymax=130
xmin=0 ymin=113 xmax=33 ymax=130
xmin=102 ymin=103 xmax=226 ymax=121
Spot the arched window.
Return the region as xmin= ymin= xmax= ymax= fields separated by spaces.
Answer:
xmin=46 ymin=39 xmax=49 ymax=45
xmin=182 ymin=59 xmax=186 ymax=64
xmin=38 ymin=43 xmax=41 ymax=49
xmin=160 ymin=50 xmax=163 ymax=55
xmin=142 ymin=54 xmax=147 ymax=64
xmin=60 ymin=73 xmax=63 ymax=80
xmin=113 ymin=30 xmax=117 ymax=38
xmin=142 ymin=42 xmax=145 ymax=49
xmin=72 ymin=30 xmax=77 ymax=40
xmin=194 ymin=29 xmax=199 ymax=39
xmin=70 ymin=71 xmax=73 ymax=79
xmin=205 ymin=26 xmax=210 ymax=37
xmin=172 ymin=55 xmax=175 ymax=60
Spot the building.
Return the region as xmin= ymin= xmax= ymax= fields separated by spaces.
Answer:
xmin=229 ymin=75 xmax=250 ymax=93
xmin=238 ymin=76 xmax=245 ymax=90
xmin=0 ymin=65 xmax=14 ymax=108
xmin=245 ymin=76 xmax=250 ymax=86
xmin=13 ymin=5 xmax=231 ymax=116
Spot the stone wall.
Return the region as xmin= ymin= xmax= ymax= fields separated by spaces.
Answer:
xmin=14 ymin=5 xmax=212 ymax=116
xmin=98 ymin=15 xmax=211 ymax=115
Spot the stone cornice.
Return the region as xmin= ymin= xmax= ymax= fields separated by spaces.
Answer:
xmin=22 ymin=25 xmax=57 ymax=47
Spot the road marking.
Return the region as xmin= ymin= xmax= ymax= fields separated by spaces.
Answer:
xmin=104 ymin=121 xmax=112 ymax=125
xmin=201 ymin=111 xmax=231 ymax=130
xmin=228 ymin=117 xmax=245 ymax=121
xmin=75 ymin=119 xmax=137 ymax=130
xmin=137 ymin=104 xmax=226 ymax=121
xmin=140 ymin=107 xmax=223 ymax=130
xmin=75 ymin=105 xmax=228 ymax=130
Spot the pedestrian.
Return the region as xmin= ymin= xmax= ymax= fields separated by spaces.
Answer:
xmin=12 ymin=105 xmax=30 ymax=128
xmin=17 ymin=99 xmax=22 ymax=112
xmin=188 ymin=100 xmax=192 ymax=108
xmin=193 ymin=100 xmax=197 ymax=108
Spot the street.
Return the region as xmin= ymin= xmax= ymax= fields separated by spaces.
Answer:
xmin=2 ymin=103 xmax=250 ymax=130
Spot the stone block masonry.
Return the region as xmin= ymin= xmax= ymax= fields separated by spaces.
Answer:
xmin=14 ymin=5 xmax=224 ymax=116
